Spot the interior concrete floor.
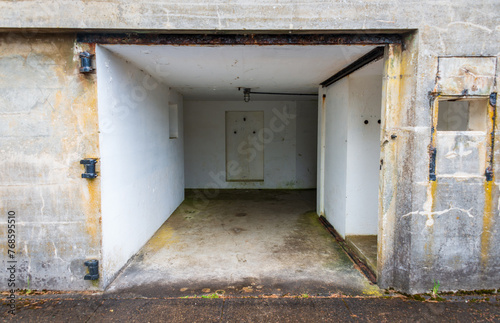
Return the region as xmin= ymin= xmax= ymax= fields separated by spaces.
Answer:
xmin=345 ymin=235 xmax=378 ymax=274
xmin=106 ymin=190 xmax=379 ymax=298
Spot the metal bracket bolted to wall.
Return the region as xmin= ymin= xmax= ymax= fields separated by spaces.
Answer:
xmin=80 ymin=158 xmax=98 ymax=178
xmin=486 ymin=92 xmax=497 ymax=181
xmin=79 ymin=51 xmax=95 ymax=73
xmin=485 ymin=167 xmax=494 ymax=181
xmin=429 ymin=147 xmax=437 ymax=181
xmin=84 ymin=260 xmax=99 ymax=280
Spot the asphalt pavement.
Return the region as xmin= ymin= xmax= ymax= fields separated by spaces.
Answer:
xmin=2 ymin=292 xmax=500 ymax=322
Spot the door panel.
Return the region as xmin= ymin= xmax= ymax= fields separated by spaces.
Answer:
xmin=225 ymin=111 xmax=264 ymax=181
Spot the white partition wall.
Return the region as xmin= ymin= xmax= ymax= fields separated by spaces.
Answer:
xmin=96 ymin=46 xmax=184 ymax=286
xmin=318 ymin=59 xmax=383 ymax=238
xmin=320 ymin=78 xmax=350 ymax=237
xmin=345 ymin=61 xmax=383 ymax=235
xmin=184 ymin=100 xmax=317 ymax=189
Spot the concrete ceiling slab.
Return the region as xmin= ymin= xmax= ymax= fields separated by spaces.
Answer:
xmin=103 ymin=44 xmax=377 ymax=100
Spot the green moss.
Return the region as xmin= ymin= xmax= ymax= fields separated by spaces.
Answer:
xmin=474 ymin=289 xmax=496 ymax=294
xmin=201 ymin=293 xmax=220 ymax=299
xmin=412 ymin=294 xmax=426 ymax=302
xmin=300 ymin=211 xmax=323 ymax=227
xmin=455 ymin=289 xmax=497 ymax=296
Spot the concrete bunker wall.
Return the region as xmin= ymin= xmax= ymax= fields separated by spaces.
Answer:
xmin=407 ymin=57 xmax=500 ymax=292
xmin=0 ymin=0 xmax=499 ymax=294
xmin=0 ymin=34 xmax=101 ymax=290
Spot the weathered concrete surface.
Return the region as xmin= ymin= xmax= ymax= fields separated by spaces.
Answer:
xmin=378 ymin=42 xmax=414 ymax=293
xmin=404 ymin=54 xmax=500 ymax=293
xmin=346 ymin=235 xmax=378 ymax=274
xmin=106 ymin=190 xmax=377 ymax=298
xmin=377 ymin=33 xmax=500 ymax=293
xmin=436 ymin=57 xmax=497 ymax=96
xmin=409 ymin=177 xmax=497 ymax=291
xmin=0 ymin=34 xmax=101 ymax=290
xmin=2 ymin=294 xmax=500 ymax=322
xmin=0 ymin=1 xmax=497 ymax=34
xmin=0 ymin=0 xmax=498 ymax=295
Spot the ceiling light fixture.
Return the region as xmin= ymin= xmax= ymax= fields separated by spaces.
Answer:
xmin=243 ymin=88 xmax=251 ymax=102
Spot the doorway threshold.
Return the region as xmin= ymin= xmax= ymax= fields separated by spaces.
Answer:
xmin=345 ymin=235 xmax=378 ymax=275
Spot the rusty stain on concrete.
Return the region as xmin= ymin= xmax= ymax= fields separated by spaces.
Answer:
xmin=480 ymin=94 xmax=498 ymax=272
xmin=423 ymin=180 xmax=437 ymax=268
xmin=480 ymin=178 xmax=494 ymax=271
xmin=143 ymin=225 xmax=180 ymax=252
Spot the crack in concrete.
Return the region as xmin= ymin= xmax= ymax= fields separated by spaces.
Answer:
xmin=219 ymin=298 xmax=225 ymax=321
xmin=84 ymin=298 xmax=105 ymax=323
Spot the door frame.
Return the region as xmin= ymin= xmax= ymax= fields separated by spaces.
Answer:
xmin=81 ymin=32 xmax=408 ymax=287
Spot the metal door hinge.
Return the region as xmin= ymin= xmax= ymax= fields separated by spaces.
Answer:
xmin=80 ymin=158 xmax=98 ymax=178
xmin=84 ymin=260 xmax=99 ymax=280
xmin=79 ymin=52 xmax=95 ymax=73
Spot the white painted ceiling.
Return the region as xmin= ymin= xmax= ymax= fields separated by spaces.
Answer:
xmin=104 ymin=44 xmax=377 ymax=100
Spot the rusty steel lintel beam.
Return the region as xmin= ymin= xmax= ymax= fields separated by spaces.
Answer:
xmin=76 ymin=33 xmax=402 ymax=46
xmin=320 ymin=46 xmax=385 ymax=87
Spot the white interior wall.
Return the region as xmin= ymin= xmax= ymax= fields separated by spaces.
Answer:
xmin=184 ymin=100 xmax=317 ymax=189
xmin=296 ymin=102 xmax=319 ymax=187
xmin=321 ymin=79 xmax=350 ymax=237
xmin=319 ymin=59 xmax=383 ymax=238
xmin=345 ymin=61 xmax=383 ymax=235
xmin=96 ymin=46 xmax=184 ymax=286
